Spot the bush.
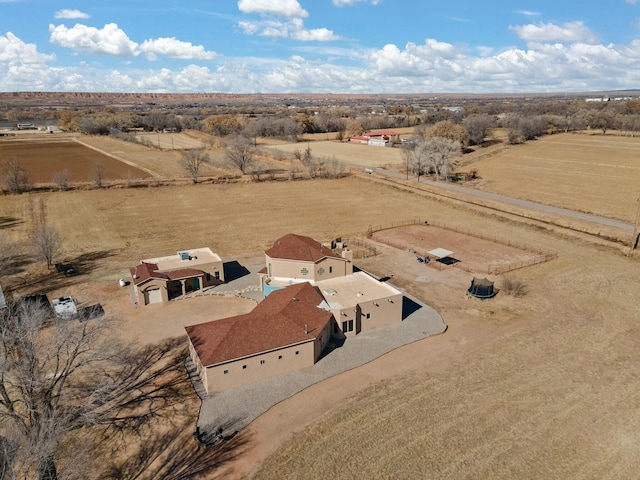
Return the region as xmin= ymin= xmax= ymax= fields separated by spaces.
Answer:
xmin=501 ymin=277 xmax=527 ymax=297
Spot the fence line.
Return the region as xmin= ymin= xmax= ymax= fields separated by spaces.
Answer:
xmin=364 ymin=218 xmax=557 ymax=275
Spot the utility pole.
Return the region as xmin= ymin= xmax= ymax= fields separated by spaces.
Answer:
xmin=629 ymin=196 xmax=640 ymax=255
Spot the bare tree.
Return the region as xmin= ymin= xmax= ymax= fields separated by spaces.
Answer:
xmin=423 ymin=137 xmax=460 ymax=181
xmin=1 ymin=157 xmax=32 ymax=194
xmin=0 ymin=299 xmax=190 ymax=480
xmin=31 ymin=221 xmax=61 ymax=270
xmin=180 ymin=149 xmax=210 ymax=183
xmin=464 ymin=114 xmax=494 ymax=145
xmin=52 ymin=169 xmax=70 ymax=191
xmin=224 ymin=136 xmax=256 ymax=174
xmin=91 ymin=162 xmax=106 ymax=188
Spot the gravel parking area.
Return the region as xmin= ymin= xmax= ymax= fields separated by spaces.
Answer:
xmin=192 ymin=275 xmax=446 ymax=436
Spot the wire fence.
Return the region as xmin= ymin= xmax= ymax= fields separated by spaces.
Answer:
xmin=364 ymin=218 xmax=557 ymax=275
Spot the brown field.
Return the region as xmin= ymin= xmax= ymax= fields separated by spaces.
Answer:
xmin=0 ymin=137 xmax=150 ymax=182
xmin=462 ymin=132 xmax=640 ymax=223
xmin=2 ymin=134 xmax=640 ymax=478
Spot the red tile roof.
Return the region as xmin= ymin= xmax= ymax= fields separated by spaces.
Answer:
xmin=129 ymin=262 xmax=204 ymax=285
xmin=265 ymin=233 xmax=339 ymax=262
xmin=130 ymin=262 xmax=166 ymax=285
xmin=185 ymin=282 xmax=332 ymax=367
xmin=363 ymin=130 xmax=399 ymax=137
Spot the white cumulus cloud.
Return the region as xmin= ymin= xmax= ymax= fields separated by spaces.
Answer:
xmin=49 ymin=23 xmax=139 ymax=56
xmin=0 ymin=32 xmax=56 ymax=64
xmin=237 ymin=0 xmax=308 ymax=18
xmin=48 ymin=23 xmax=216 ymax=61
xmin=239 ymin=18 xmax=340 ymax=41
xmin=510 ymin=21 xmax=598 ymax=44
xmin=54 ymin=9 xmax=90 ymax=20
xmin=140 ymin=38 xmax=217 ymax=61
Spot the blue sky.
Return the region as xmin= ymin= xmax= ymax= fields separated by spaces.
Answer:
xmin=2 ymin=0 xmax=640 ymax=93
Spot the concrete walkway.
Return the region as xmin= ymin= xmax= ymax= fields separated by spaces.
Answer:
xmin=191 ymin=276 xmax=446 ymax=436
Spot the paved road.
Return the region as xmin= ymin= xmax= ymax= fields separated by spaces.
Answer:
xmin=360 ymin=166 xmax=635 ymax=232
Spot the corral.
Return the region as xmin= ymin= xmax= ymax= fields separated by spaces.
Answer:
xmin=371 ymin=224 xmax=553 ymax=274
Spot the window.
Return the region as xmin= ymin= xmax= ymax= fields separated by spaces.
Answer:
xmin=260 ymin=360 xmax=265 ymax=365
xmin=295 ymin=351 xmax=300 ymax=355
xmin=366 ymin=313 xmax=371 ymax=319
xmin=329 ymin=266 xmax=333 ymax=273
xmin=318 ymin=267 xmax=325 ymax=276
xmin=301 ymin=267 xmax=309 ymax=276
xmin=278 ymin=355 xmax=283 ymax=360
xmin=342 ymin=320 xmax=354 ymax=333
xmin=214 ymin=271 xmax=220 ymax=280
xmin=242 ymin=365 xmax=247 ymax=369
xmin=223 ymin=370 xmax=229 ymax=374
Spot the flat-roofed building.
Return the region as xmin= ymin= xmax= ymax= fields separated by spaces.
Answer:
xmin=130 ymin=247 xmax=224 ymax=305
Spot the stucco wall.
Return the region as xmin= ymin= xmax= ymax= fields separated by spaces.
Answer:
xmin=266 ymin=255 xmax=351 ymax=282
xmin=203 ymin=341 xmax=317 ymax=394
xmin=357 ymin=293 xmax=403 ymax=331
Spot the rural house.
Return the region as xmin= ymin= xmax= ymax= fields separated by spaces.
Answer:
xmin=261 ymin=233 xmax=403 ymax=337
xmin=130 ymin=248 xmax=224 ymax=305
xmin=186 ymin=282 xmax=335 ymax=394
xmin=260 ymin=233 xmax=353 ymax=295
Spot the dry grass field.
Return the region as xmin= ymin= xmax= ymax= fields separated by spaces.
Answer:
xmin=134 ymin=130 xmax=211 ymax=150
xmin=250 ymin=192 xmax=640 ymax=480
xmin=262 ymin=140 xmax=405 ymax=168
xmin=462 ymin=132 xmax=640 ymax=223
xmin=2 ymin=133 xmax=640 ymax=479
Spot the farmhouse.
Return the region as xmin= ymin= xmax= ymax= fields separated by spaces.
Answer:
xmin=186 ymin=282 xmax=335 ymax=394
xmin=260 ymin=233 xmax=353 ymax=294
xmin=349 ymin=130 xmax=399 ymax=147
xmin=130 ymin=248 xmax=224 ymax=306
xmin=261 ymin=233 xmax=403 ymax=336
xmin=186 ymin=233 xmax=405 ymax=394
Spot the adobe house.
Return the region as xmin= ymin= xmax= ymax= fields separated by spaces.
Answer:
xmin=260 ymin=233 xmax=403 ymax=338
xmin=130 ymin=248 xmax=224 ymax=306
xmin=315 ymin=271 xmax=403 ymax=337
xmin=259 ymin=233 xmax=353 ymax=295
xmin=186 ymin=282 xmax=335 ymax=394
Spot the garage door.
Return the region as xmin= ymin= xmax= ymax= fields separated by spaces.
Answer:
xmin=147 ymin=288 xmax=162 ymax=304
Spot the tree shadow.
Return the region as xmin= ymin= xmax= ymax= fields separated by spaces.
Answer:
xmin=97 ymin=335 xmax=251 ymax=480
xmin=222 ymin=260 xmax=251 ymax=282
xmin=14 ymin=249 xmax=118 ymax=294
xmin=99 ymin=419 xmax=250 ymax=480
xmin=0 ymin=253 xmax=30 ymax=276
xmin=0 ymin=216 xmax=22 ymax=230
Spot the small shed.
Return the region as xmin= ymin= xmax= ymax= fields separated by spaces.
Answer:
xmin=427 ymin=248 xmax=454 ymax=259
xmin=467 ymin=277 xmax=498 ymax=299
